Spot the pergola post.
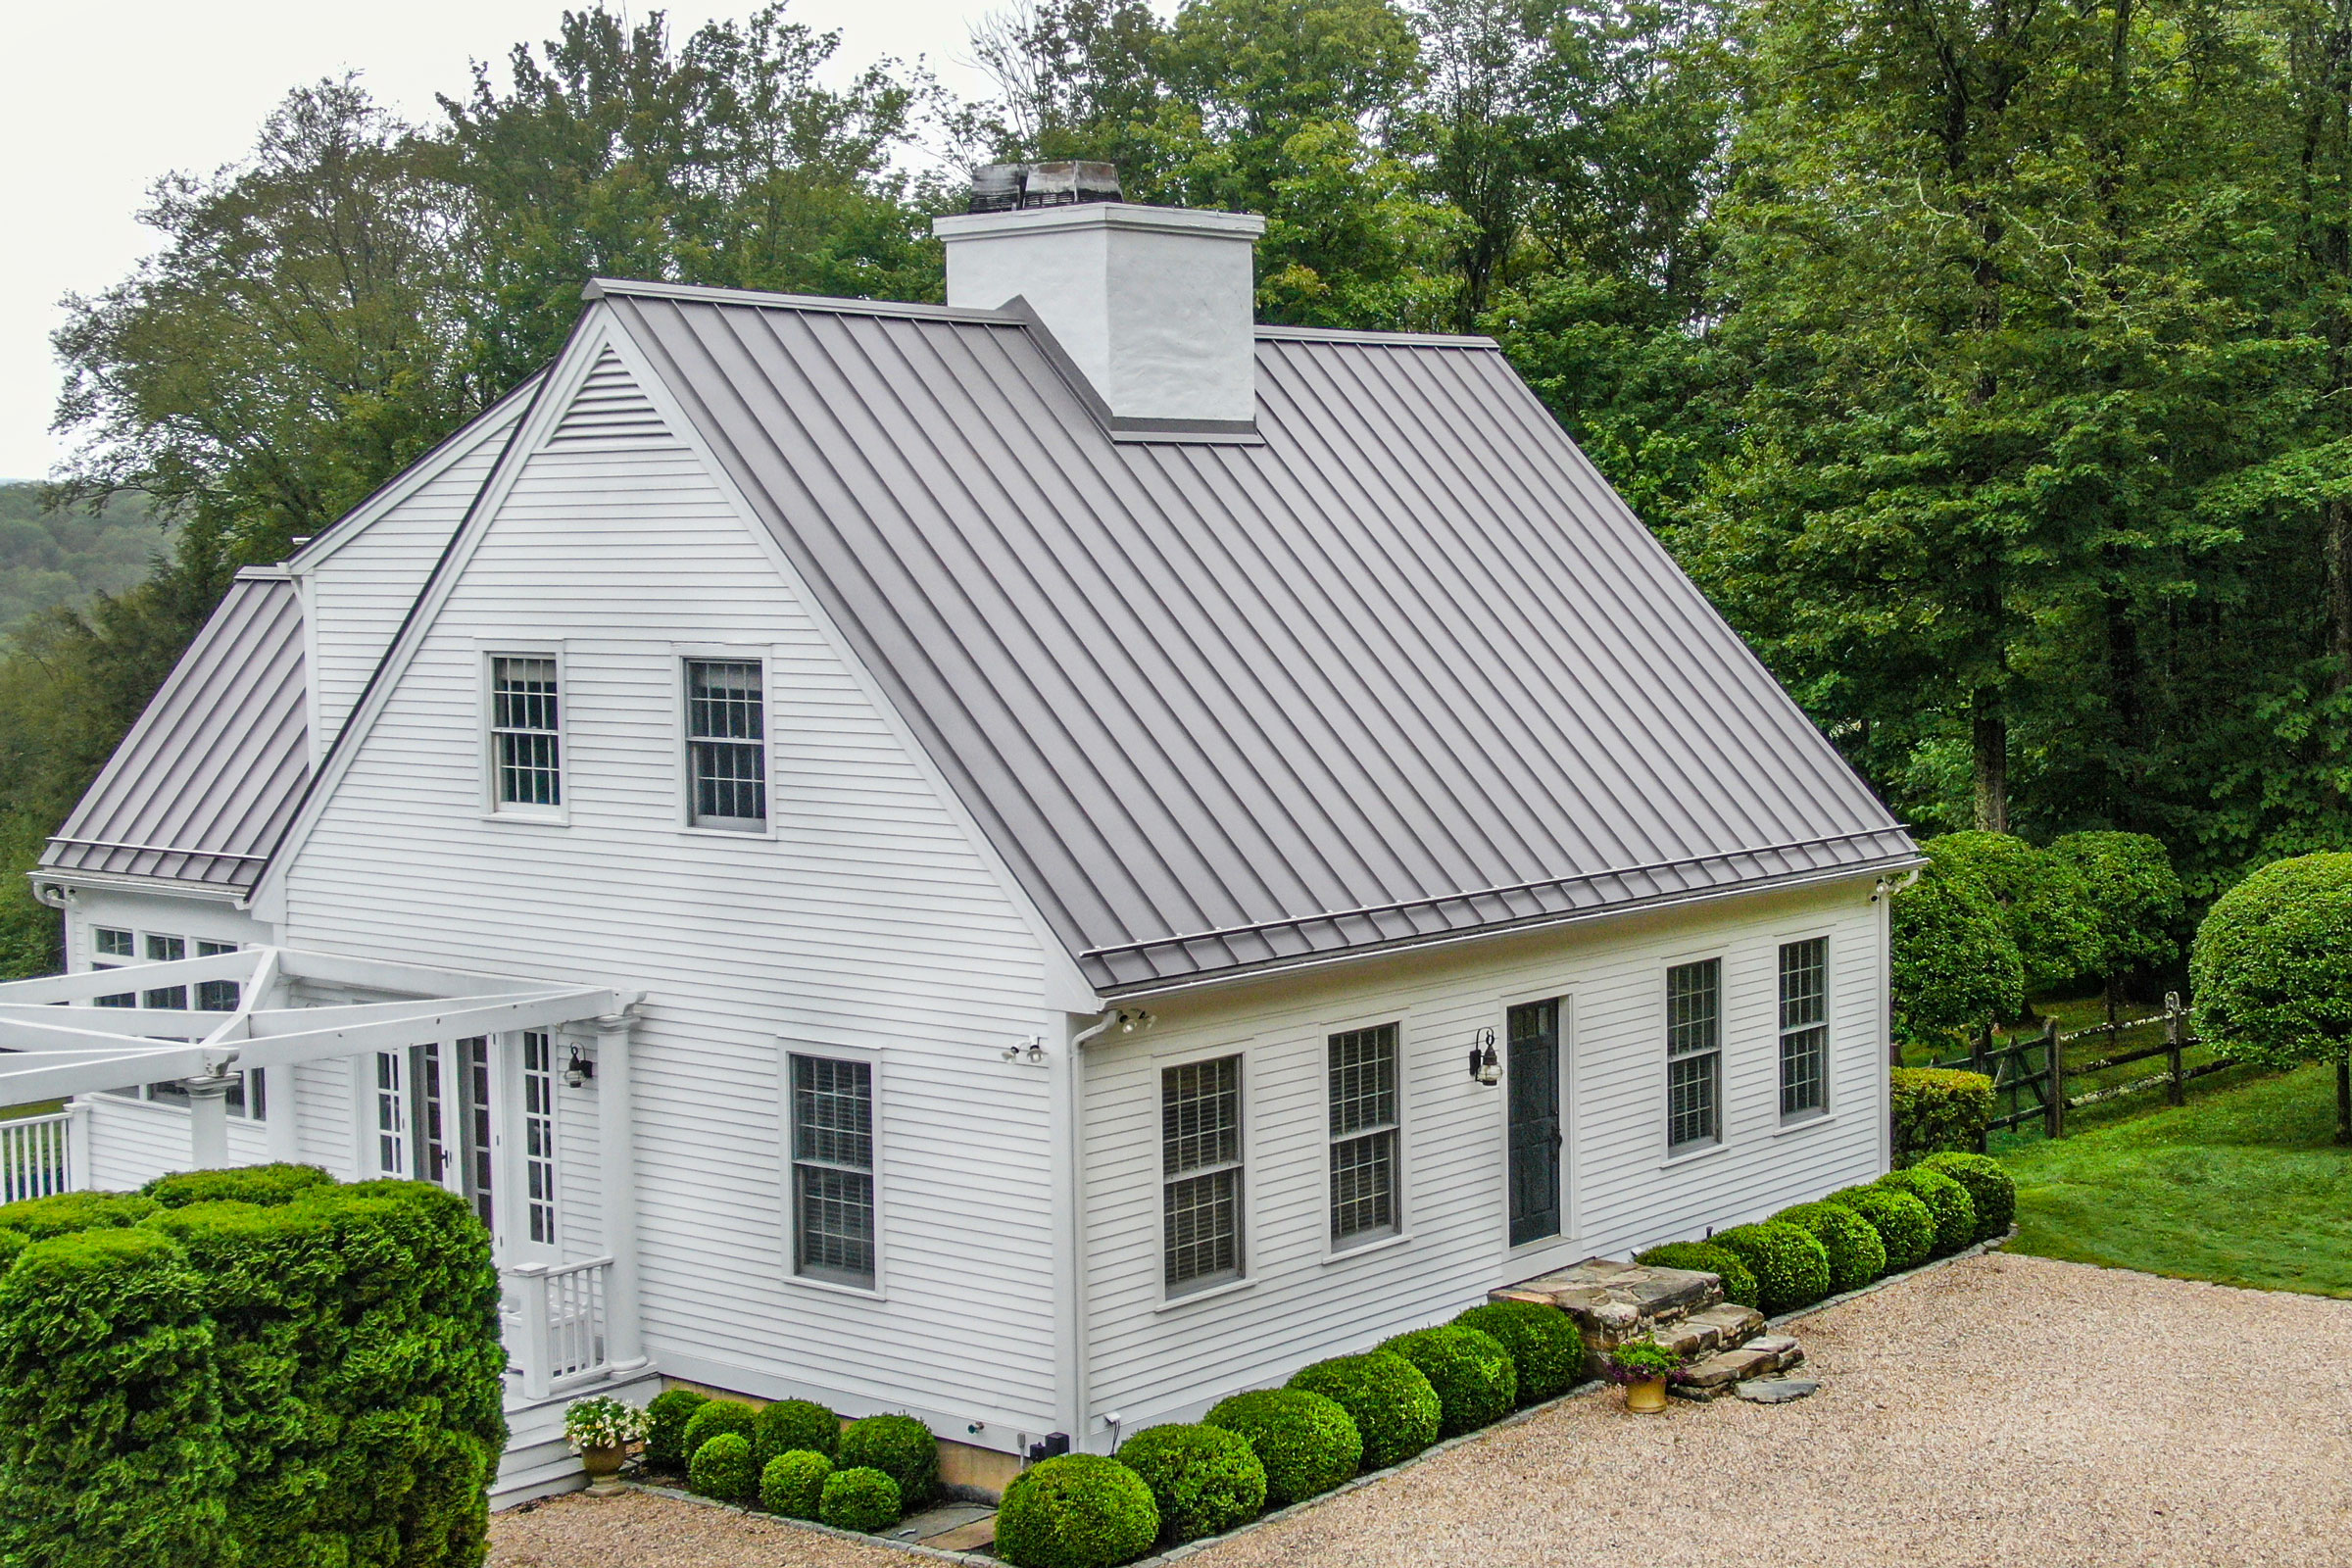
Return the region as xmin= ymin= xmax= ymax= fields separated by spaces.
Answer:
xmin=592 ymin=1010 xmax=646 ymax=1372
xmin=185 ymin=1073 xmax=235 ymax=1169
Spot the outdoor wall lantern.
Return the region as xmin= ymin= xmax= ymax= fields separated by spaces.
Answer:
xmin=1468 ymin=1028 xmax=1501 ymax=1085
xmin=564 ymin=1046 xmax=596 ymax=1088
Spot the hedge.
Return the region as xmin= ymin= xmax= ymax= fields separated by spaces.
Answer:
xmin=1285 ymin=1351 xmax=1439 ymax=1470
xmin=1634 ymin=1241 xmax=1759 ymax=1308
xmin=2190 ymin=853 xmax=2352 ymax=1142
xmin=837 ymin=1414 xmax=939 ymax=1510
xmin=1112 ymin=1423 xmax=1264 ymax=1544
xmin=1452 ymin=1299 xmax=1587 ymax=1403
xmin=689 ymin=1433 xmax=758 ymax=1503
xmin=754 ymin=1397 xmax=840 ymax=1466
xmin=1890 ymin=1068 xmax=1994 ymax=1165
xmin=819 ymin=1466 xmax=902 ymax=1534
xmin=0 ymin=1190 xmax=159 ymax=1241
xmin=1917 ymin=1152 xmax=2016 ymax=1241
xmin=1824 ymin=1186 xmax=1936 ymax=1272
xmin=1378 ymin=1326 xmax=1515 ymax=1437
xmin=1876 ymin=1167 xmax=1978 ymax=1255
xmin=142 ymin=1163 xmax=333 ymax=1208
xmin=1707 ymin=1221 xmax=1832 ymax=1312
xmin=0 ymin=1228 xmax=24 ymax=1275
xmin=644 ymin=1389 xmax=709 ymax=1470
xmin=1770 ymin=1201 xmax=1886 ymax=1295
xmin=996 ymin=1453 xmax=1160 ymax=1568
xmin=681 ymin=1399 xmax=760 ymax=1461
xmin=1202 ymin=1389 xmax=1360 ymax=1507
xmin=760 ymin=1449 xmax=832 ymax=1518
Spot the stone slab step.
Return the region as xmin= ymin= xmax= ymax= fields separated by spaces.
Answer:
xmin=1649 ymin=1302 xmax=1766 ymax=1360
xmin=1667 ymin=1335 xmax=1806 ymax=1400
xmin=1494 ymin=1258 xmax=1723 ymax=1350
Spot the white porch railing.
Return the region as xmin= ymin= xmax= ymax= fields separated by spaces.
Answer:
xmin=0 ymin=1111 xmax=74 ymax=1203
xmin=507 ymin=1256 xmax=613 ymax=1399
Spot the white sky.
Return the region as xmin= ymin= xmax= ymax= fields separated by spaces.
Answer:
xmin=0 ymin=1 xmax=1011 ymax=481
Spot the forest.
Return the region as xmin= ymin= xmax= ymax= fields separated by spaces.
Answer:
xmin=11 ymin=0 xmax=2352 ymax=971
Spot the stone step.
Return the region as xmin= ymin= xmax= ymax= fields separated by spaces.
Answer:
xmin=1667 ymin=1335 xmax=1806 ymax=1401
xmin=1493 ymin=1258 xmax=1723 ymax=1351
xmin=1647 ymin=1301 xmax=1766 ymax=1361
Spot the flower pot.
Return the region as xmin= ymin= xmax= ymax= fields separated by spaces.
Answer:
xmin=1624 ymin=1375 xmax=1669 ymax=1413
xmin=581 ymin=1444 xmax=627 ymax=1495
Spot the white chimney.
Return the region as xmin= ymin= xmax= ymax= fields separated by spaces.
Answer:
xmin=935 ymin=182 xmax=1266 ymax=432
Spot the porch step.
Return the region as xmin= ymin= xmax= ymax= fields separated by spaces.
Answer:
xmin=1493 ymin=1257 xmax=1725 ymax=1351
xmin=1668 ymin=1335 xmax=1806 ymax=1400
xmin=491 ymin=1366 xmax=664 ymax=1510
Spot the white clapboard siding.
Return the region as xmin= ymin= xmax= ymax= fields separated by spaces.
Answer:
xmin=82 ymin=1093 xmax=270 ymax=1191
xmin=277 ymin=390 xmax=1063 ymax=1445
xmin=291 ymin=1059 xmax=361 ymax=1178
xmin=1079 ymin=876 xmax=1888 ymax=1435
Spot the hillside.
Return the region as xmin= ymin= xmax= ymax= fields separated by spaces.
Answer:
xmin=0 ymin=484 xmax=166 ymax=638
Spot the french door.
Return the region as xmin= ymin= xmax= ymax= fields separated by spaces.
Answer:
xmin=1506 ymin=999 xmax=1564 ymax=1247
xmin=371 ymin=1034 xmax=549 ymax=1254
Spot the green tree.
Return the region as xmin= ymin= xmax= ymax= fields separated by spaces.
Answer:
xmin=2048 ymin=830 xmax=2186 ymax=1019
xmin=1890 ymin=860 xmax=2025 ymax=1051
xmin=2190 ymin=851 xmax=2352 ymax=1143
xmin=1926 ymin=832 xmax=2102 ymax=1000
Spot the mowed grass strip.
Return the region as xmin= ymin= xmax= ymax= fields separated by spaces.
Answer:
xmin=2002 ymin=1062 xmax=2352 ymax=1298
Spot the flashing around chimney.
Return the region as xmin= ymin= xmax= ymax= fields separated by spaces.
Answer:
xmin=969 ymin=160 xmax=1123 ymax=214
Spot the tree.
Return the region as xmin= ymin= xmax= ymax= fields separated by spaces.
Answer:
xmin=2190 ymin=852 xmax=2352 ymax=1144
xmin=1925 ymin=832 xmax=2102 ymax=1001
xmin=1889 ymin=861 xmax=2025 ymax=1053
xmin=2048 ymin=830 xmax=2186 ymax=1020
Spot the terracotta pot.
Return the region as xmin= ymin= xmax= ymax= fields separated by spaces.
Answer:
xmin=1624 ymin=1375 xmax=1669 ymax=1413
xmin=581 ymin=1444 xmax=627 ymax=1494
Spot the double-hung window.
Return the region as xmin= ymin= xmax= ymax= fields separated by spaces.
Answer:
xmin=93 ymin=926 xmax=135 ymax=1008
xmin=1779 ymin=938 xmax=1829 ymax=1119
xmin=790 ymin=1054 xmax=876 ymax=1289
xmin=490 ymin=656 xmax=563 ymax=809
xmin=196 ymin=940 xmax=240 ymax=1012
xmin=686 ymin=659 xmax=766 ymax=829
xmin=141 ymin=933 xmax=187 ymax=1010
xmin=1162 ymin=1055 xmax=1243 ymax=1291
xmin=1666 ymin=958 xmax=1722 ymax=1151
xmin=1327 ymin=1023 xmax=1400 ymax=1247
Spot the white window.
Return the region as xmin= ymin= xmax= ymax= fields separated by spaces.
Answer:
xmin=789 ymin=1054 xmax=875 ymax=1288
xmin=521 ymin=1031 xmax=560 ymax=1245
xmin=93 ymin=927 xmax=133 ymax=959
xmin=686 ymin=659 xmax=767 ymax=828
xmin=490 ymin=656 xmax=563 ymax=809
xmin=374 ymin=1051 xmax=408 ymax=1176
xmin=196 ymin=940 xmax=240 ymax=1011
xmin=1779 ymin=938 xmax=1829 ymax=1119
xmin=1327 ymin=1023 xmax=1399 ymax=1247
xmin=1162 ymin=1055 xmax=1243 ymax=1291
xmin=140 ymin=932 xmax=187 ymax=1010
xmin=1666 ymin=958 xmax=1721 ymax=1151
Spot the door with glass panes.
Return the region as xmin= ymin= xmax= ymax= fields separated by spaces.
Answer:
xmin=1505 ymin=999 xmax=1565 ymax=1247
xmin=368 ymin=1031 xmax=561 ymax=1259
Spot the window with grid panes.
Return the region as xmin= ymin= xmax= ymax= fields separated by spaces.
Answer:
xmin=1162 ymin=1055 xmax=1243 ymax=1290
xmin=92 ymin=926 xmax=134 ymax=1007
xmin=1665 ymin=958 xmax=1721 ymax=1150
xmin=196 ymin=940 xmax=240 ymax=1011
xmin=521 ymin=1031 xmax=560 ymax=1245
xmin=686 ymin=660 xmax=767 ymax=827
xmin=141 ymin=932 xmax=188 ymax=1010
xmin=491 ymin=656 xmax=562 ymax=808
xmin=791 ymin=1054 xmax=875 ymax=1287
xmin=1327 ymin=1023 xmax=1399 ymax=1245
xmin=1779 ymin=938 xmax=1829 ymax=1118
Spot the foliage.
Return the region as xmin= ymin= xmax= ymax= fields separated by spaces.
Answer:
xmin=1377 ymin=1325 xmax=1514 ymax=1437
xmin=817 ymin=1466 xmax=902 ymax=1533
xmin=688 ymin=1432 xmax=759 ymax=1503
xmin=142 ymin=1163 xmax=332 ymax=1208
xmin=1707 ymin=1221 xmax=1831 ymax=1312
xmin=564 ymin=1396 xmax=648 ymax=1453
xmin=1823 ymin=1186 xmax=1936 ymax=1273
xmin=2191 ymin=854 xmax=2352 ymax=1142
xmin=1875 ymin=1168 xmax=1979 ymax=1256
xmin=1201 ymin=1388 xmax=1361 ymax=1507
xmin=1916 ymin=1152 xmax=2017 ymax=1242
xmin=680 ymin=1399 xmax=760 ymax=1462
xmin=836 ymin=1413 xmax=939 ymax=1509
xmin=996 ymin=1453 xmax=1161 ymax=1568
xmin=1889 ymin=865 xmax=2025 ymax=1044
xmin=1601 ymin=1337 xmax=1681 ymax=1383
xmin=1633 ymin=1241 xmax=1758 ymax=1308
xmin=0 ymin=1191 xmax=159 ymax=1240
xmin=2048 ymin=832 xmax=2185 ymax=988
xmin=1889 ymin=1069 xmax=1995 ymax=1166
xmin=1451 ymin=1299 xmax=1587 ymax=1403
xmin=1925 ymin=835 xmax=2103 ymax=995
xmin=752 ymin=1396 xmax=839 ymax=1466
xmin=0 ymin=486 xmax=166 ymax=640
xmin=643 ymin=1389 xmax=709 ymax=1470
xmin=1111 ymin=1423 xmax=1265 ymax=1544
xmin=1286 ymin=1350 xmax=1439 ymax=1471
xmin=759 ymin=1449 xmax=833 ymax=1519
xmin=1769 ymin=1201 xmax=1886 ymax=1295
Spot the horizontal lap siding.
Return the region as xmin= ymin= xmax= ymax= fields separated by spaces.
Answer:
xmin=281 ymin=430 xmax=1060 ymax=1439
xmin=1081 ymin=879 xmax=1886 ymax=1433
xmin=291 ymin=1060 xmax=360 ymax=1177
xmin=83 ymin=1095 xmax=269 ymax=1191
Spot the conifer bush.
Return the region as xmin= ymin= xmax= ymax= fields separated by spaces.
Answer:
xmin=1770 ymin=1201 xmax=1887 ymax=1295
xmin=1707 ymin=1221 xmax=1832 ymax=1312
xmin=1824 ymin=1186 xmax=1935 ymax=1272
xmin=689 ymin=1432 xmax=758 ymax=1503
xmin=759 ymin=1449 xmax=832 ymax=1518
xmin=995 ymin=1453 xmax=1160 ymax=1568
xmin=836 ymin=1414 xmax=939 ymax=1509
xmin=0 ymin=1189 xmax=159 ymax=1240
xmin=1875 ymin=1167 xmax=1978 ymax=1255
xmin=1112 ymin=1423 xmax=1264 ymax=1544
xmin=142 ymin=1163 xmax=333 ymax=1208
xmin=1201 ymin=1389 xmax=1360 ymax=1507
xmin=1634 ymin=1241 xmax=1760 ymax=1307
xmin=818 ymin=1466 xmax=902 ymax=1533
xmin=1378 ymin=1325 xmax=1515 ymax=1437
xmin=1917 ymin=1152 xmax=2017 ymax=1241
xmin=753 ymin=1397 xmax=839 ymax=1465
xmin=1285 ymin=1350 xmax=1440 ymax=1469
xmin=644 ymin=1388 xmax=710 ymax=1470
xmin=1452 ymin=1299 xmax=1588 ymax=1403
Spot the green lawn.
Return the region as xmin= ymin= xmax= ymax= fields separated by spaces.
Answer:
xmin=2002 ymin=1062 xmax=2352 ymax=1298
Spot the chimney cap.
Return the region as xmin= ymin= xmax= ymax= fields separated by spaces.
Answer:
xmin=969 ymin=160 xmax=1123 ymax=215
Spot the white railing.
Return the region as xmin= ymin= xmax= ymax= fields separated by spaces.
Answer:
xmin=0 ymin=1111 xmax=73 ymax=1203
xmin=507 ymin=1255 xmax=612 ymax=1399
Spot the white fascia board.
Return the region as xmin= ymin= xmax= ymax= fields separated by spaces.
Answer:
xmin=25 ymin=866 xmax=253 ymax=906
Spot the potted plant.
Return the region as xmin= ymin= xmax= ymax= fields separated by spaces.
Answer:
xmin=565 ymin=1395 xmax=651 ymax=1494
xmin=1603 ymin=1338 xmax=1682 ymax=1413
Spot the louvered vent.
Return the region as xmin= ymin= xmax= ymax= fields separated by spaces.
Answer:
xmin=547 ymin=348 xmax=671 ymax=446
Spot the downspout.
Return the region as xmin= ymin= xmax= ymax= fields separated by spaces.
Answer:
xmin=1052 ymin=1006 xmax=1141 ymax=1457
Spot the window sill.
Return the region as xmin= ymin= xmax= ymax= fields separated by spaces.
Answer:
xmin=1321 ymin=1230 xmax=1412 ymax=1267
xmin=479 ymin=809 xmax=568 ymax=826
xmin=781 ymin=1271 xmax=886 ymax=1303
xmin=677 ymin=823 xmax=775 ymax=842
xmin=1772 ymin=1111 xmax=1836 ymax=1139
xmin=1658 ymin=1140 xmax=1729 ymax=1171
xmin=1153 ymin=1276 xmax=1255 ymax=1314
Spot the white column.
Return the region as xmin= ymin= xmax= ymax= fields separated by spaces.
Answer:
xmin=592 ymin=1011 xmax=644 ymax=1372
xmin=185 ymin=1074 xmax=234 ymax=1169
xmin=262 ymin=1067 xmax=300 ymax=1162
xmin=65 ymin=1099 xmax=92 ymax=1192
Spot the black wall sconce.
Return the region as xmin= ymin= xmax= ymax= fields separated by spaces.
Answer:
xmin=564 ymin=1046 xmax=596 ymax=1088
xmin=1467 ymin=1027 xmax=1500 ymax=1085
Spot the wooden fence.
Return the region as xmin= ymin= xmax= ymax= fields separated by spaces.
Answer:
xmin=1925 ymin=994 xmax=2237 ymax=1145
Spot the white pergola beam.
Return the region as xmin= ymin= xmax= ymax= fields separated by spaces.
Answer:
xmin=0 ymin=949 xmax=261 ymax=1005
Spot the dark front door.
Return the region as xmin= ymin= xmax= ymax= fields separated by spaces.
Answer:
xmin=1506 ymin=1000 xmax=1563 ymax=1247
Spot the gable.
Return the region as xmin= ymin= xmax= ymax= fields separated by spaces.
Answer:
xmin=546 ymin=347 xmax=670 ymax=447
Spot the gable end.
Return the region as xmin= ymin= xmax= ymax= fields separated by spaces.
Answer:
xmin=546 ymin=347 xmax=670 ymax=447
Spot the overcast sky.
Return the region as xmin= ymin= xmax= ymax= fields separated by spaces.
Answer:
xmin=0 ymin=0 xmax=1011 ymax=481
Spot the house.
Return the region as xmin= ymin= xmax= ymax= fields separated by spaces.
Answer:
xmin=6 ymin=168 xmax=1919 ymax=1505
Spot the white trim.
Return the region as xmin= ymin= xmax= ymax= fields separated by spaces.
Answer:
xmin=1151 ymin=1035 xmax=1254 ymax=1303
xmin=1772 ymin=924 xmax=1836 ymax=1126
xmin=1492 ymin=979 xmax=1575 ymax=1255
xmin=777 ymin=1036 xmax=887 ymax=1300
xmin=673 ymin=650 xmax=777 ymax=838
xmin=1316 ymin=1007 xmax=1409 ymax=1263
xmin=480 ymin=644 xmax=570 ymax=824
xmin=1659 ymin=947 xmax=1729 ymax=1160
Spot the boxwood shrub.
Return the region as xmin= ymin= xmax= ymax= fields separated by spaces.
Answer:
xmin=1112 ymin=1423 xmax=1264 ymax=1544
xmin=1825 ymin=1186 xmax=1935 ymax=1272
xmin=1707 ymin=1221 xmax=1832 ymax=1313
xmin=996 ymin=1453 xmax=1160 ymax=1568
xmin=819 ymin=1465 xmax=903 ymax=1533
xmin=759 ymin=1449 xmax=833 ymax=1518
xmin=680 ymin=1399 xmax=760 ymax=1462
xmin=1770 ymin=1201 xmax=1887 ymax=1295
xmin=837 ymin=1413 xmax=939 ymax=1509
xmin=142 ymin=1163 xmax=333 ymax=1208
xmin=689 ymin=1432 xmax=758 ymax=1503
xmin=753 ymin=1396 xmax=839 ymax=1466
xmin=1202 ymin=1389 xmax=1360 ymax=1507
xmin=1285 ymin=1350 xmax=1439 ymax=1469
xmin=1452 ymin=1300 xmax=1587 ymax=1404
xmin=1876 ymin=1167 xmax=1978 ymax=1255
xmin=1634 ymin=1241 xmax=1759 ymax=1308
xmin=644 ymin=1388 xmax=710 ymax=1470
xmin=1917 ymin=1152 xmax=2016 ymax=1241
xmin=1379 ymin=1326 xmax=1515 ymax=1437
xmin=1889 ymin=1067 xmax=1995 ymax=1165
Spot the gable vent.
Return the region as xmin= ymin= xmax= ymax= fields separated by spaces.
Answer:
xmin=547 ymin=348 xmax=671 ymax=446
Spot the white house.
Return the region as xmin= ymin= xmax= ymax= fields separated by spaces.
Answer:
xmin=8 ymin=169 xmax=1918 ymax=1505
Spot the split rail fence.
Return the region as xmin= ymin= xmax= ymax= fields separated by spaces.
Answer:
xmin=1925 ymin=994 xmax=2235 ymax=1145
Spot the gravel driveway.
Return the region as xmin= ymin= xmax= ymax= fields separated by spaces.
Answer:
xmin=492 ymin=1252 xmax=2352 ymax=1568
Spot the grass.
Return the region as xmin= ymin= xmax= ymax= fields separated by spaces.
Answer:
xmin=2002 ymin=1062 xmax=2352 ymax=1298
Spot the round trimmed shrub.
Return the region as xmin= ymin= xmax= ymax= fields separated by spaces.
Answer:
xmin=644 ymin=1388 xmax=710 ymax=1469
xmin=1113 ymin=1423 xmax=1264 ymax=1544
xmin=819 ymin=1465 xmax=902 ymax=1534
xmin=1918 ymin=1152 xmax=2016 ymax=1241
xmin=680 ymin=1398 xmax=759 ymax=1463
xmin=1202 ymin=1388 xmax=1360 ymax=1506
xmin=759 ymin=1449 xmax=833 ymax=1518
xmin=1378 ymin=1325 xmax=1515 ymax=1437
xmin=143 ymin=1163 xmax=335 ymax=1208
xmin=1826 ymin=1186 xmax=1935 ymax=1272
xmin=1707 ymin=1222 xmax=1832 ymax=1313
xmin=837 ymin=1413 xmax=939 ymax=1509
xmin=1285 ymin=1350 xmax=1439 ymax=1469
xmin=1770 ymin=1201 xmax=1887 ymax=1295
xmin=1634 ymin=1241 xmax=1759 ymax=1308
xmin=689 ymin=1432 xmax=758 ymax=1503
xmin=2190 ymin=855 xmax=2352 ymax=1134
xmin=996 ymin=1453 xmax=1160 ymax=1568
xmin=1876 ymin=1167 xmax=1977 ymax=1255
xmin=1453 ymin=1299 xmax=1587 ymax=1404
xmin=754 ymin=1396 xmax=839 ymax=1465
xmin=0 ymin=1190 xmax=158 ymax=1241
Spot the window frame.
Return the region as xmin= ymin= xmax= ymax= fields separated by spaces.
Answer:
xmin=778 ymin=1039 xmax=886 ymax=1299
xmin=1776 ymin=933 xmax=1832 ymax=1124
xmin=85 ymin=926 xmax=261 ymax=1118
xmin=1662 ymin=952 xmax=1726 ymax=1157
xmin=479 ymin=643 xmax=568 ymax=822
xmin=1156 ymin=1044 xmax=1252 ymax=1301
xmin=1323 ymin=1017 xmax=1406 ymax=1256
xmin=1495 ymin=978 xmax=1576 ymax=1254
xmin=674 ymin=649 xmax=775 ymax=836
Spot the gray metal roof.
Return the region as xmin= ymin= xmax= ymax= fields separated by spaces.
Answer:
xmin=42 ymin=568 xmax=307 ymax=892
xmin=599 ymin=281 xmax=1914 ymax=993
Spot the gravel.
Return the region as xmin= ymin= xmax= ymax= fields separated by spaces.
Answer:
xmin=490 ymin=1253 xmax=2352 ymax=1568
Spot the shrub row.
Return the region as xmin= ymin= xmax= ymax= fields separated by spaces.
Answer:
xmin=677 ymin=1396 xmax=935 ymax=1538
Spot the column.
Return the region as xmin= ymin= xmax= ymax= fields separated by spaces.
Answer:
xmin=592 ymin=1011 xmax=645 ymax=1372
xmin=185 ymin=1073 xmax=234 ymax=1169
